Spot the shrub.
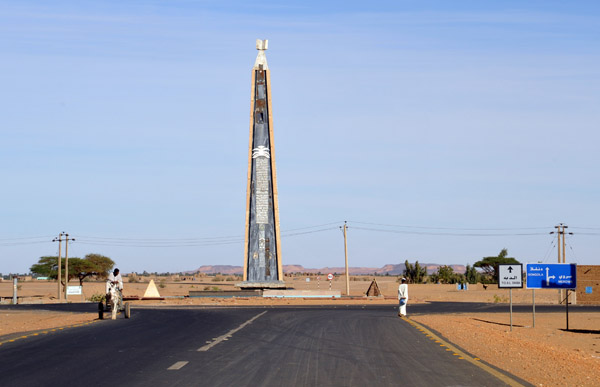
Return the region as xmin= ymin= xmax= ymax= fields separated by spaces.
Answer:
xmin=158 ymin=279 xmax=166 ymax=289
xmin=88 ymin=293 xmax=106 ymax=302
xmin=203 ymin=286 xmax=221 ymax=291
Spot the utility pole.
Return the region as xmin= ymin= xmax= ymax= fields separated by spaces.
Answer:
xmin=552 ymin=224 xmax=563 ymax=304
xmin=63 ymin=233 xmax=75 ymax=301
xmin=52 ymin=233 xmax=64 ymax=300
xmin=550 ymin=224 xmax=572 ymax=304
xmin=341 ymin=221 xmax=350 ymax=296
xmin=553 ymin=224 xmax=562 ymax=263
xmin=562 ymin=225 xmax=568 ymax=264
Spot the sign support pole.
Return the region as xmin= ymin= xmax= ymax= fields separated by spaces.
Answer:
xmin=565 ymin=290 xmax=569 ymax=331
xmin=509 ymin=288 xmax=513 ymax=332
xmin=532 ymin=289 xmax=536 ymax=328
xmin=498 ymin=264 xmax=522 ymax=332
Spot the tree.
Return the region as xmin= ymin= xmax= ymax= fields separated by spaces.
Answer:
xmin=30 ymin=253 xmax=115 ymax=287
xmin=465 ymin=264 xmax=479 ymax=284
xmin=30 ymin=256 xmax=59 ymax=278
xmin=84 ymin=254 xmax=114 ymax=279
xmin=473 ymin=249 xmax=519 ymax=284
xmin=429 ymin=265 xmax=458 ymax=284
xmin=404 ymin=260 xmax=427 ymax=283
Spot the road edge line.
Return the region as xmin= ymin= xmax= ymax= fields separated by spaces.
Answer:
xmin=403 ymin=317 xmax=526 ymax=387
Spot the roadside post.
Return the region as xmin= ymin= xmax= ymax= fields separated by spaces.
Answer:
xmin=327 ymin=273 xmax=333 ymax=290
xmin=498 ymin=264 xmax=523 ymax=331
xmin=12 ymin=277 xmax=18 ymax=304
xmin=526 ymin=263 xmax=577 ymax=330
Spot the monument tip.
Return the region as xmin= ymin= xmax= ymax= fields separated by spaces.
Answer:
xmin=253 ymin=39 xmax=269 ymax=69
xmin=256 ymin=39 xmax=268 ymax=50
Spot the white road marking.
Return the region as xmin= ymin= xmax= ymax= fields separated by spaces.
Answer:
xmin=197 ymin=311 xmax=267 ymax=352
xmin=167 ymin=361 xmax=189 ymax=370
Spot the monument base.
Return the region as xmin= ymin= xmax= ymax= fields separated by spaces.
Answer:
xmin=236 ymin=281 xmax=286 ymax=290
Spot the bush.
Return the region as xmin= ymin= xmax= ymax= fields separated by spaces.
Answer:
xmin=128 ymin=276 xmax=139 ymax=283
xmin=158 ymin=279 xmax=166 ymax=289
xmin=203 ymin=286 xmax=221 ymax=291
xmin=88 ymin=293 xmax=106 ymax=302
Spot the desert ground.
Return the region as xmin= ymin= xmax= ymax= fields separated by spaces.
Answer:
xmin=1 ymin=276 xmax=598 ymax=387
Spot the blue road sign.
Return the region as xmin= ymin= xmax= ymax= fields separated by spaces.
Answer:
xmin=526 ymin=264 xmax=577 ymax=289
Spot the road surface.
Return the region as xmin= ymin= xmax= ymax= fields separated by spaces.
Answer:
xmin=0 ymin=304 xmax=548 ymax=386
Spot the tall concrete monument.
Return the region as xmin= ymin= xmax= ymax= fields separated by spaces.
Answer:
xmin=239 ymin=39 xmax=285 ymax=289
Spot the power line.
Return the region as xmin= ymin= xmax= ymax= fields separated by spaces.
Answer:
xmin=0 ymin=240 xmax=50 ymax=247
xmin=351 ymin=226 xmax=548 ymax=237
xmin=349 ymin=220 xmax=550 ymax=231
xmin=0 ymin=236 xmax=53 ymax=241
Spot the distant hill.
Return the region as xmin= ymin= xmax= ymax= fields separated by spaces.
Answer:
xmin=192 ymin=263 xmax=466 ymax=275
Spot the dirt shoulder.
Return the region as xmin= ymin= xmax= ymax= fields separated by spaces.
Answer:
xmin=412 ymin=312 xmax=600 ymax=387
xmin=0 ymin=310 xmax=98 ymax=339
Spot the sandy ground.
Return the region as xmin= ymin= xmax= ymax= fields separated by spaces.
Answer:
xmin=1 ymin=278 xmax=598 ymax=386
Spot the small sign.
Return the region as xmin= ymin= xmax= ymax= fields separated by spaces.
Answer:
xmin=306 ymin=277 xmax=310 ymax=283
xmin=586 ymin=286 xmax=593 ymax=294
xmin=498 ymin=264 xmax=523 ymax=288
xmin=526 ymin=263 xmax=577 ymax=289
xmin=327 ymin=273 xmax=333 ymax=281
xmin=67 ymin=286 xmax=82 ymax=295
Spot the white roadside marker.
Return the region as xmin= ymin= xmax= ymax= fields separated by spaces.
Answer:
xmin=198 ymin=311 xmax=267 ymax=352
xmin=167 ymin=361 xmax=189 ymax=370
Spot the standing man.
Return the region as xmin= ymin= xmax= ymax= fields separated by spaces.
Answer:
xmin=398 ymin=277 xmax=408 ymax=317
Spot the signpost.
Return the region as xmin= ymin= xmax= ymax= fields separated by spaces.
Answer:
xmin=526 ymin=263 xmax=577 ymax=330
xmin=327 ymin=273 xmax=333 ymax=290
xmin=498 ymin=264 xmax=523 ymax=331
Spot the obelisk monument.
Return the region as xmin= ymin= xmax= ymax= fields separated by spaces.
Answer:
xmin=239 ymin=39 xmax=285 ymax=289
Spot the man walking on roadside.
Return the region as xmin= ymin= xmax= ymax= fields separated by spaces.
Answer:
xmin=398 ymin=277 xmax=408 ymax=317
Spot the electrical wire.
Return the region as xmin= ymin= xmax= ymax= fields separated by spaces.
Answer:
xmin=351 ymin=226 xmax=548 ymax=237
xmin=0 ymin=236 xmax=53 ymax=241
xmin=69 ymin=226 xmax=340 ymax=248
xmin=0 ymin=240 xmax=52 ymax=247
xmin=1 ymin=220 xmax=596 ymax=249
xmin=540 ymin=238 xmax=556 ymax=263
xmin=348 ymin=220 xmax=550 ymax=231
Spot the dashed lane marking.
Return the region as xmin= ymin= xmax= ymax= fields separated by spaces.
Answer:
xmin=167 ymin=361 xmax=189 ymax=370
xmin=401 ymin=317 xmax=526 ymax=387
xmin=198 ymin=311 xmax=267 ymax=352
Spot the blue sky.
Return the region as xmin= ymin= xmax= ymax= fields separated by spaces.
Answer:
xmin=1 ymin=1 xmax=599 ymax=274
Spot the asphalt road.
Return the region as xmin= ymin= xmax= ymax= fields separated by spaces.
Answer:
xmin=0 ymin=303 xmax=550 ymax=387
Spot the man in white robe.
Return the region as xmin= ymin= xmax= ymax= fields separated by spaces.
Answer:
xmin=106 ymin=268 xmax=124 ymax=307
xmin=398 ymin=277 xmax=408 ymax=317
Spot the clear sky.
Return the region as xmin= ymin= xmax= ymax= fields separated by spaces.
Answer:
xmin=1 ymin=1 xmax=599 ymax=274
